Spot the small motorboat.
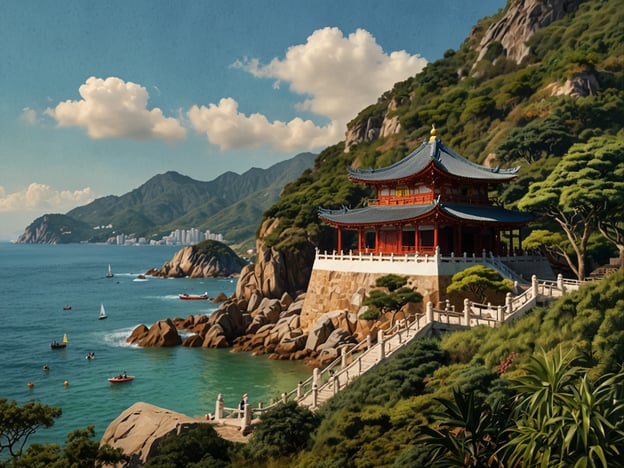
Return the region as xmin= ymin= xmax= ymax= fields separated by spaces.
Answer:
xmin=108 ymin=375 xmax=134 ymax=383
xmin=51 ymin=333 xmax=68 ymax=349
xmin=63 ymin=305 xmax=72 ymax=310
xmin=178 ymin=293 xmax=209 ymax=300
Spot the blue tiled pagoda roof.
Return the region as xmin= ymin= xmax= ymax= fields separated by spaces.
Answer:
xmin=348 ymin=137 xmax=520 ymax=183
xmin=319 ymin=202 xmax=534 ymax=227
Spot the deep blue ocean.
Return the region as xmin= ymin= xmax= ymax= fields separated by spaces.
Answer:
xmin=0 ymin=243 xmax=310 ymax=446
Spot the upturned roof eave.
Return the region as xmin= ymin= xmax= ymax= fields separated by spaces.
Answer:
xmin=318 ymin=203 xmax=535 ymax=228
xmin=347 ymin=138 xmax=520 ymax=184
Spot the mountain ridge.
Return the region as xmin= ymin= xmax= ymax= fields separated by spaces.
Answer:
xmin=17 ymin=152 xmax=316 ymax=250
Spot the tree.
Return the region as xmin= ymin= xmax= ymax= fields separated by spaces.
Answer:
xmin=496 ymin=116 xmax=575 ymax=164
xmin=446 ymin=266 xmax=512 ymax=303
xmin=522 ymin=229 xmax=574 ymax=272
xmin=144 ymin=423 xmax=232 ymax=467
xmin=243 ymin=401 xmax=320 ymax=461
xmin=0 ymin=398 xmax=61 ymax=460
xmin=15 ymin=426 xmax=126 ymax=468
xmin=518 ymin=136 xmax=624 ymax=280
xmin=363 ymin=275 xmax=423 ymax=321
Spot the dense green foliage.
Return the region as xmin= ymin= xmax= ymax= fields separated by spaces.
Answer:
xmin=1 ymin=412 xmax=125 ymax=468
xmin=234 ymin=401 xmax=320 ymax=465
xmin=415 ymin=347 xmax=624 ymax=467
xmin=144 ymin=424 xmax=234 ymax=468
xmin=193 ymin=239 xmax=248 ymax=270
xmin=446 ymin=265 xmax=513 ymax=302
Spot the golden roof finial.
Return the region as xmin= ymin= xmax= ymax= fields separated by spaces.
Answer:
xmin=429 ymin=124 xmax=437 ymax=142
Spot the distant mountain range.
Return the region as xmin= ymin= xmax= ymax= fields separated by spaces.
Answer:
xmin=17 ymin=152 xmax=316 ymax=252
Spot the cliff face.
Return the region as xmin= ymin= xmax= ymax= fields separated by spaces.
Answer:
xmin=235 ymin=218 xmax=315 ymax=302
xmin=17 ymin=214 xmax=94 ymax=244
xmin=475 ymin=0 xmax=583 ymax=64
xmin=344 ymin=96 xmax=405 ymax=153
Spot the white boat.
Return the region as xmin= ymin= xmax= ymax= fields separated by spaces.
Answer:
xmin=105 ymin=264 xmax=114 ymax=278
xmin=99 ymin=304 xmax=108 ymax=320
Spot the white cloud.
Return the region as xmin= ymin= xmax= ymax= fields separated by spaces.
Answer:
xmin=0 ymin=183 xmax=95 ymax=213
xmin=188 ymin=98 xmax=342 ymax=151
xmin=192 ymin=27 xmax=427 ymax=152
xmin=45 ymin=77 xmax=186 ymax=141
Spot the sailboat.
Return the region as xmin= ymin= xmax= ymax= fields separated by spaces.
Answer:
xmin=99 ymin=304 xmax=108 ymax=320
xmin=51 ymin=333 xmax=68 ymax=349
xmin=105 ymin=264 xmax=114 ymax=278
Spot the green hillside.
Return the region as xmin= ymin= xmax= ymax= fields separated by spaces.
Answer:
xmin=262 ymin=0 xmax=624 ymax=279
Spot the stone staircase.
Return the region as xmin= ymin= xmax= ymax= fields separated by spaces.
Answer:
xmin=214 ymin=274 xmax=584 ymax=427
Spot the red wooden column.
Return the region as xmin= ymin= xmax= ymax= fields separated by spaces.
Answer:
xmin=433 ymin=221 xmax=439 ymax=251
xmin=414 ymin=227 xmax=419 ymax=253
xmin=337 ymin=228 xmax=342 ymax=254
xmin=375 ymin=227 xmax=380 ymax=254
xmin=358 ymin=227 xmax=364 ymax=252
xmin=397 ymin=225 xmax=403 ymax=254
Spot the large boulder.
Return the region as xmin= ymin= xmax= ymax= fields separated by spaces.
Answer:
xmin=126 ymin=324 xmax=149 ymax=345
xmin=100 ymin=402 xmax=204 ymax=467
xmin=202 ymin=324 xmax=230 ymax=348
xmin=317 ymin=328 xmax=356 ymax=351
xmin=137 ymin=319 xmax=182 ymax=347
xmin=305 ymin=317 xmax=334 ymax=351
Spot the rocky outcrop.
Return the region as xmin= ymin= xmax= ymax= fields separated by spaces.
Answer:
xmin=235 ymin=218 xmax=315 ymax=302
xmin=344 ymin=97 xmax=405 ymax=153
xmin=16 ymin=213 xmax=94 ymax=244
xmin=546 ymin=72 xmax=599 ymax=97
xmin=475 ymin=0 xmax=583 ymax=65
xmin=126 ymin=319 xmax=182 ymax=347
xmin=100 ymin=402 xmax=205 ymax=467
xmin=146 ymin=241 xmax=247 ymax=278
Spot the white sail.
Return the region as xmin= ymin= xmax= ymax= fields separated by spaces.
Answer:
xmin=99 ymin=304 xmax=108 ymax=319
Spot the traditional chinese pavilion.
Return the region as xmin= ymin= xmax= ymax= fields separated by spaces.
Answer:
xmin=319 ymin=127 xmax=534 ymax=256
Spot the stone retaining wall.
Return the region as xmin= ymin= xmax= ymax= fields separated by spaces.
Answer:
xmin=299 ymin=268 xmax=441 ymax=331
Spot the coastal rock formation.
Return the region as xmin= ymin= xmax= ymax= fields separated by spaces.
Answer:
xmin=146 ymin=240 xmax=247 ymax=278
xmin=100 ymin=402 xmax=205 ymax=467
xmin=127 ymin=319 xmax=182 ymax=347
xmin=475 ymin=0 xmax=583 ymax=64
xmin=16 ymin=213 xmax=94 ymax=244
xmin=235 ymin=218 xmax=315 ymax=301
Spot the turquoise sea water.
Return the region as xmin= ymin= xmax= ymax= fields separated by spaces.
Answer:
xmin=0 ymin=243 xmax=310 ymax=446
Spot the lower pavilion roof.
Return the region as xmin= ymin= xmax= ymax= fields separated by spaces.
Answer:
xmin=318 ymin=202 xmax=535 ymax=227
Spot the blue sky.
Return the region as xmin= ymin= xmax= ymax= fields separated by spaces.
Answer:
xmin=0 ymin=0 xmax=506 ymax=240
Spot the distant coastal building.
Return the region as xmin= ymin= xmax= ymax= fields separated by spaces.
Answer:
xmin=108 ymin=228 xmax=223 ymax=246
